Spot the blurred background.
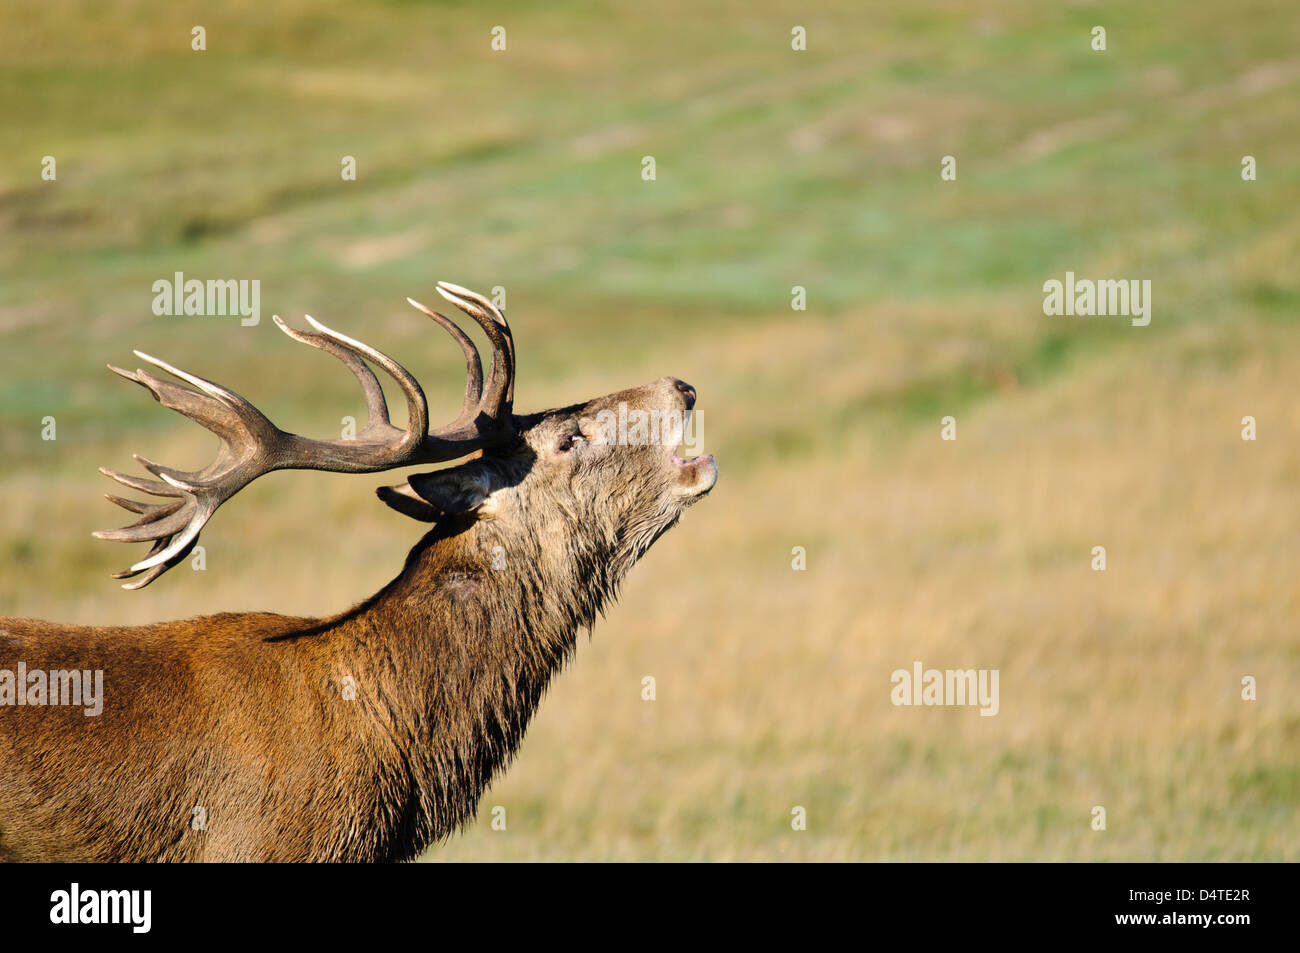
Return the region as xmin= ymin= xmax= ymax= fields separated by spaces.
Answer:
xmin=1 ymin=0 xmax=1297 ymax=860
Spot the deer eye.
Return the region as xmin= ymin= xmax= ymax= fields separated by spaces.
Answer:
xmin=557 ymin=432 xmax=586 ymax=453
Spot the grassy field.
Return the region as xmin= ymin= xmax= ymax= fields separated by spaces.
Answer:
xmin=1 ymin=0 xmax=1297 ymax=860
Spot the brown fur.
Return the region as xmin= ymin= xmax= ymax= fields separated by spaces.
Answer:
xmin=0 ymin=377 xmax=715 ymax=861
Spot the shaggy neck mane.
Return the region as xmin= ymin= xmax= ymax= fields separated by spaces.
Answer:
xmin=310 ymin=514 xmax=624 ymax=860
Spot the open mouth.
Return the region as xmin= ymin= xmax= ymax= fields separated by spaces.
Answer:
xmin=670 ymin=406 xmax=717 ymax=491
xmin=672 ymin=450 xmax=714 ymax=468
xmin=671 ymin=450 xmax=717 ymax=498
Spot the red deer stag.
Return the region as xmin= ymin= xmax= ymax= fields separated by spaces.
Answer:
xmin=0 ymin=282 xmax=716 ymax=861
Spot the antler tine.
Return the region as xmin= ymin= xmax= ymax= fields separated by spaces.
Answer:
xmin=97 ymin=283 xmax=519 ymax=588
xmin=298 ymin=315 xmax=429 ymax=452
xmin=94 ymin=496 xmax=189 ymax=542
xmin=272 ymin=316 xmax=394 ymax=431
xmin=112 ymin=535 xmax=188 ymax=590
xmin=107 ymin=363 xmax=251 ymax=454
xmin=103 ymin=493 xmax=181 ymax=516
xmin=97 ymin=464 xmax=185 ymax=498
xmin=96 ymin=488 xmax=193 ymax=586
xmin=435 ymin=281 xmax=515 ymax=417
xmin=406 ymin=297 xmax=484 ymax=427
xmin=119 ymin=564 xmax=170 ymax=590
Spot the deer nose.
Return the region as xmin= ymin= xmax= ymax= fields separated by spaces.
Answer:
xmin=672 ymin=379 xmax=696 ymax=409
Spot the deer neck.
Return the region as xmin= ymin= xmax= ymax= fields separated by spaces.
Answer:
xmin=327 ymin=515 xmax=617 ymax=854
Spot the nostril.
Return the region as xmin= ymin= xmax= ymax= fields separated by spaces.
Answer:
xmin=674 ymin=379 xmax=697 ymax=408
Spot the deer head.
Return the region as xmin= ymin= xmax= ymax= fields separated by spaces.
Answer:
xmin=96 ymin=282 xmax=717 ymax=591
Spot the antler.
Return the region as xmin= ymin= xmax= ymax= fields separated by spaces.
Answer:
xmin=96 ymin=282 xmax=516 ymax=589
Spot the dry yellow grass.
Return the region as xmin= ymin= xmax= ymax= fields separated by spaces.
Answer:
xmin=421 ymin=314 xmax=1297 ymax=861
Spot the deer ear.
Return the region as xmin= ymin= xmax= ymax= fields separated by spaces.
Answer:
xmin=378 ymin=466 xmax=499 ymax=522
xmin=376 ymin=482 xmax=443 ymax=522
xmin=405 ymin=468 xmax=497 ymax=518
